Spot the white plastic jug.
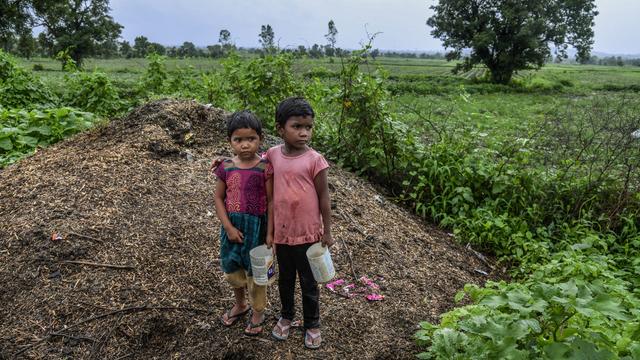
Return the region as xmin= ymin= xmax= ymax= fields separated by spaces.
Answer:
xmin=250 ymin=245 xmax=276 ymax=286
xmin=306 ymin=242 xmax=335 ymax=283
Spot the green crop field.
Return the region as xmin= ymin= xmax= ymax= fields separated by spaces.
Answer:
xmin=16 ymin=56 xmax=640 ymax=139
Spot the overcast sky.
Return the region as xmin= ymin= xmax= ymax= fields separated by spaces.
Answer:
xmin=110 ymin=0 xmax=640 ymax=55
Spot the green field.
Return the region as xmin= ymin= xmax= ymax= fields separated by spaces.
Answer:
xmin=15 ymin=56 xmax=640 ymax=139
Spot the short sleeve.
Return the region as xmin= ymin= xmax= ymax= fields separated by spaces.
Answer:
xmin=264 ymin=147 xmax=274 ymax=162
xmin=311 ymin=153 xmax=329 ymax=179
xmin=214 ymin=160 xmax=227 ymax=182
xmin=265 ymin=161 xmax=273 ymax=180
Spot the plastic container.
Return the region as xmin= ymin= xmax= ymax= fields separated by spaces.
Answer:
xmin=306 ymin=242 xmax=336 ymax=283
xmin=250 ymin=245 xmax=276 ymax=286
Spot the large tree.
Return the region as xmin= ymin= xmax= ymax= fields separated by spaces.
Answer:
xmin=32 ymin=0 xmax=122 ymax=67
xmin=133 ymin=35 xmax=150 ymax=57
xmin=427 ymin=0 xmax=598 ymax=84
xmin=0 ymin=0 xmax=32 ymax=50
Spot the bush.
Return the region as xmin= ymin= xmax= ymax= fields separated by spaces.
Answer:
xmin=221 ymin=52 xmax=299 ymax=127
xmin=0 ymin=50 xmax=58 ymax=108
xmin=141 ymin=53 xmax=168 ymax=94
xmin=63 ymin=70 xmax=122 ymax=115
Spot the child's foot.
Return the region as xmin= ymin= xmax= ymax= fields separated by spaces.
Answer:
xmin=244 ymin=311 xmax=265 ymax=336
xmin=220 ymin=304 xmax=250 ymax=326
xmin=271 ymin=318 xmax=292 ymax=340
xmin=304 ymin=328 xmax=322 ymax=349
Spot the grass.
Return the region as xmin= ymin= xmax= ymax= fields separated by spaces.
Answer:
xmin=15 ymin=56 xmax=640 ymax=142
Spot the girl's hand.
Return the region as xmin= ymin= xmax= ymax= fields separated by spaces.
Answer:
xmin=266 ymin=234 xmax=274 ymax=249
xmin=209 ymin=157 xmax=226 ymax=176
xmin=226 ymin=226 xmax=244 ymax=243
xmin=321 ymin=232 xmax=334 ymax=247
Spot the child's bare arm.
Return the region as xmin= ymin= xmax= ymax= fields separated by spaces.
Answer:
xmin=214 ymin=178 xmax=243 ymax=243
xmin=265 ymin=177 xmax=274 ymax=249
xmin=314 ymin=168 xmax=333 ymax=247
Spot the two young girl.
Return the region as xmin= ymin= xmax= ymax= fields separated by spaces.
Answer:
xmin=213 ymin=98 xmax=332 ymax=349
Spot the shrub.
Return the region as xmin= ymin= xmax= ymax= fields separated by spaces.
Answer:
xmin=0 ymin=50 xmax=58 ymax=108
xmin=63 ymin=70 xmax=122 ymax=115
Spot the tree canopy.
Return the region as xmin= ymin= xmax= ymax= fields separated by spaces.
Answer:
xmin=258 ymin=24 xmax=275 ymax=54
xmin=31 ymin=0 xmax=122 ymax=66
xmin=0 ymin=0 xmax=32 ymax=50
xmin=427 ymin=0 xmax=598 ymax=84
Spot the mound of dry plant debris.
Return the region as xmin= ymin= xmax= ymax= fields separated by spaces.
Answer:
xmin=0 ymin=100 xmax=499 ymax=359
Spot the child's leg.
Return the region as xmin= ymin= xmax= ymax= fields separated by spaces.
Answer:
xmin=246 ymin=275 xmax=267 ymax=313
xmin=295 ymin=243 xmax=320 ymax=330
xmin=276 ymin=244 xmax=297 ymax=321
xmin=245 ymin=273 xmax=267 ymax=334
xmin=221 ymin=270 xmax=250 ymax=325
xmin=246 ymin=273 xmax=267 ymax=323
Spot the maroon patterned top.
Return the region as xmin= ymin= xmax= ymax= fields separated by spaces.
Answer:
xmin=214 ymin=158 xmax=269 ymax=216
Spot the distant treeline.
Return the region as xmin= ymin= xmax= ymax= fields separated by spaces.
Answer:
xmin=1 ymin=32 xmax=446 ymax=60
xmin=2 ymin=31 xmax=637 ymax=65
xmin=581 ymin=55 xmax=640 ymax=67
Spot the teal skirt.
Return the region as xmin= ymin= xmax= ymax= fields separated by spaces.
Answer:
xmin=220 ymin=212 xmax=267 ymax=276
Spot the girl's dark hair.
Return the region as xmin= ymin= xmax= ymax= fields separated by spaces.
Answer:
xmin=275 ymin=97 xmax=315 ymax=128
xmin=226 ymin=110 xmax=263 ymax=138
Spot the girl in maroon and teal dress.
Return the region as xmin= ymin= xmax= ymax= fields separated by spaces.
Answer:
xmin=213 ymin=110 xmax=273 ymax=336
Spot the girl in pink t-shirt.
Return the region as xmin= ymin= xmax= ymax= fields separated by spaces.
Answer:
xmin=267 ymin=97 xmax=333 ymax=349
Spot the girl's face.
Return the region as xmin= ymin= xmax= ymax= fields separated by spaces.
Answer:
xmin=278 ymin=115 xmax=314 ymax=151
xmin=229 ymin=128 xmax=260 ymax=161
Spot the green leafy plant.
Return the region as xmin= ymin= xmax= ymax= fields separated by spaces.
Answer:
xmin=0 ymin=107 xmax=98 ymax=167
xmin=201 ymin=71 xmax=231 ymax=109
xmin=141 ymin=53 xmax=168 ymax=94
xmin=0 ymin=50 xmax=58 ymax=108
xmin=416 ymin=248 xmax=640 ymax=359
xmin=62 ymin=69 xmax=122 ymax=115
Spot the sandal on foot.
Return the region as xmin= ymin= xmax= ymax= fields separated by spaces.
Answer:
xmin=244 ymin=311 xmax=265 ymax=336
xmin=304 ymin=329 xmax=322 ymax=350
xmin=271 ymin=318 xmax=292 ymax=341
xmin=220 ymin=306 xmax=250 ymax=327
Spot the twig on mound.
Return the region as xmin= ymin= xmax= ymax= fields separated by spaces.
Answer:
xmin=60 ymin=260 xmax=135 ymax=270
xmin=341 ymin=211 xmax=367 ymax=236
xmin=339 ymin=237 xmax=358 ymax=281
xmin=465 ymin=243 xmax=494 ymax=270
xmin=68 ymin=231 xmax=105 ymax=244
xmin=49 ymin=331 xmax=96 ymax=343
xmin=337 ymin=211 xmax=359 ymax=281
xmin=13 ymin=305 xmax=210 ymax=357
xmin=340 ymin=211 xmax=360 ymax=281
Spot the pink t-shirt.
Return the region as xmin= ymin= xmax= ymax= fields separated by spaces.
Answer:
xmin=266 ymin=145 xmax=329 ymax=245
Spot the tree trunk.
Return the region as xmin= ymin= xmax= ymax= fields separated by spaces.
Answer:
xmin=489 ymin=67 xmax=513 ymax=84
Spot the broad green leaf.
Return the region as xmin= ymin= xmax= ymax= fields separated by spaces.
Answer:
xmin=590 ymin=294 xmax=629 ymax=321
xmin=25 ymin=125 xmax=51 ymax=136
xmin=15 ymin=135 xmax=38 ymax=147
xmin=0 ymin=137 xmax=12 ymax=151
xmin=479 ymin=294 xmax=508 ymax=308
xmin=544 ymin=342 xmax=571 ymax=359
xmin=567 ymin=338 xmax=616 ymax=360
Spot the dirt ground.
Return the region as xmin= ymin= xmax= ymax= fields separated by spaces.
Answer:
xmin=0 ymin=100 xmax=501 ymax=359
